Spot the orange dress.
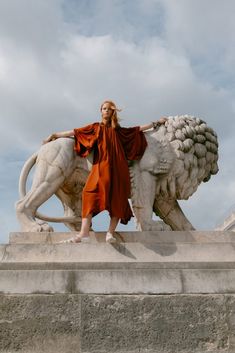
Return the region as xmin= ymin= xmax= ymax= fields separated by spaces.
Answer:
xmin=74 ymin=122 xmax=147 ymax=224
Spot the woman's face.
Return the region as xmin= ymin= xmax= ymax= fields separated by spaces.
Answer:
xmin=101 ymin=103 xmax=113 ymax=124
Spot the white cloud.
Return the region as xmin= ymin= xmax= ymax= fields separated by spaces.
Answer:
xmin=163 ymin=0 xmax=235 ymax=87
xmin=0 ymin=0 xmax=64 ymax=51
xmin=62 ymin=0 xmax=165 ymax=41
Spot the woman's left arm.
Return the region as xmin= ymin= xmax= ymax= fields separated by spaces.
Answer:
xmin=139 ymin=117 xmax=168 ymax=131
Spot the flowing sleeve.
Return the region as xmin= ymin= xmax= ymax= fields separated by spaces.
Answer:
xmin=117 ymin=126 xmax=147 ymax=160
xmin=74 ymin=122 xmax=100 ymax=157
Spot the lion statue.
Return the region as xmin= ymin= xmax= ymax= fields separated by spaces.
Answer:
xmin=15 ymin=115 xmax=219 ymax=232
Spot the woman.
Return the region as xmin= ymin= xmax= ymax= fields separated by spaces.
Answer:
xmin=44 ymin=100 xmax=166 ymax=243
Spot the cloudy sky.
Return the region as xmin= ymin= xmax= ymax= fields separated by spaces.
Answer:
xmin=0 ymin=0 xmax=235 ymax=243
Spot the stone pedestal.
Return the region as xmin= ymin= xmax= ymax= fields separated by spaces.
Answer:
xmin=1 ymin=231 xmax=235 ymax=353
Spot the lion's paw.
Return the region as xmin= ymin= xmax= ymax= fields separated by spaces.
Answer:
xmin=32 ymin=220 xmax=54 ymax=232
xmin=36 ymin=220 xmax=54 ymax=232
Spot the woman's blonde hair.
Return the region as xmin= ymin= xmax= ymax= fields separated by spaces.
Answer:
xmin=100 ymin=100 xmax=121 ymax=128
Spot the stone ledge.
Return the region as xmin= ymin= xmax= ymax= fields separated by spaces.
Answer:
xmin=1 ymin=268 xmax=235 ymax=295
xmin=9 ymin=230 xmax=235 ymax=244
xmin=1 ymin=242 xmax=235 ymax=266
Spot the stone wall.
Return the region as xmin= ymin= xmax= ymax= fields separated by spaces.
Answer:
xmin=1 ymin=294 xmax=235 ymax=353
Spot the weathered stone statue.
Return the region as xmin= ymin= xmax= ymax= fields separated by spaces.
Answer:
xmin=215 ymin=208 xmax=235 ymax=231
xmin=16 ymin=115 xmax=218 ymax=232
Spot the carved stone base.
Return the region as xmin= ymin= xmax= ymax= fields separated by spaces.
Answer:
xmin=1 ymin=231 xmax=235 ymax=352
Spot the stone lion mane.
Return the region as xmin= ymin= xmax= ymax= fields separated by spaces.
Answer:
xmin=16 ymin=115 xmax=218 ymax=232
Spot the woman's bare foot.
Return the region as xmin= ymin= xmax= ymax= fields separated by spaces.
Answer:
xmin=106 ymin=232 xmax=116 ymax=243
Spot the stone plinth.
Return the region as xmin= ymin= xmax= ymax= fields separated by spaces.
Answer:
xmin=1 ymin=231 xmax=235 ymax=353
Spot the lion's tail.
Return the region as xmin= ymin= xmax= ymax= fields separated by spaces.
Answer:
xmin=35 ymin=211 xmax=80 ymax=223
xmin=19 ymin=152 xmax=38 ymax=198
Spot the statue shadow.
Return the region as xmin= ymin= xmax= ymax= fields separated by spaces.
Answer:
xmin=111 ymin=233 xmax=137 ymax=260
xmin=111 ymin=242 xmax=137 ymax=260
xmin=142 ymin=242 xmax=177 ymax=257
xmin=140 ymin=230 xmax=199 ymax=257
xmin=111 ymin=233 xmax=178 ymax=259
xmin=109 ymin=231 xmax=201 ymax=259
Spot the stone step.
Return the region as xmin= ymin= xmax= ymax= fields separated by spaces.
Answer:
xmin=1 ymin=231 xmax=235 ymax=295
xmin=1 ymin=231 xmax=235 ymax=270
xmin=9 ymin=230 xmax=235 ymax=244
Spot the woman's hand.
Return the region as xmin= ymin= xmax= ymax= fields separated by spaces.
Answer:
xmin=43 ymin=133 xmax=58 ymax=144
xmin=158 ymin=116 xmax=168 ymax=124
xmin=140 ymin=117 xmax=168 ymax=132
xmin=152 ymin=117 xmax=168 ymax=130
xmin=42 ymin=130 xmax=74 ymax=144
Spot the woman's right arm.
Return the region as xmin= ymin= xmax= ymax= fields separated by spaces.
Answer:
xmin=43 ymin=130 xmax=74 ymax=144
xmin=139 ymin=117 xmax=168 ymax=132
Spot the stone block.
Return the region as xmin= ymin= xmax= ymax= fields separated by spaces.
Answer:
xmin=81 ymin=294 xmax=230 ymax=353
xmin=0 ymin=245 xmax=6 ymax=261
xmin=183 ymin=269 xmax=235 ymax=293
xmin=9 ymin=231 xmax=53 ymax=244
xmin=74 ymin=269 xmax=182 ymax=294
xmin=0 ymin=294 xmax=81 ymax=353
xmin=227 ymin=296 xmax=235 ymax=352
xmin=0 ymin=270 xmax=71 ymax=294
